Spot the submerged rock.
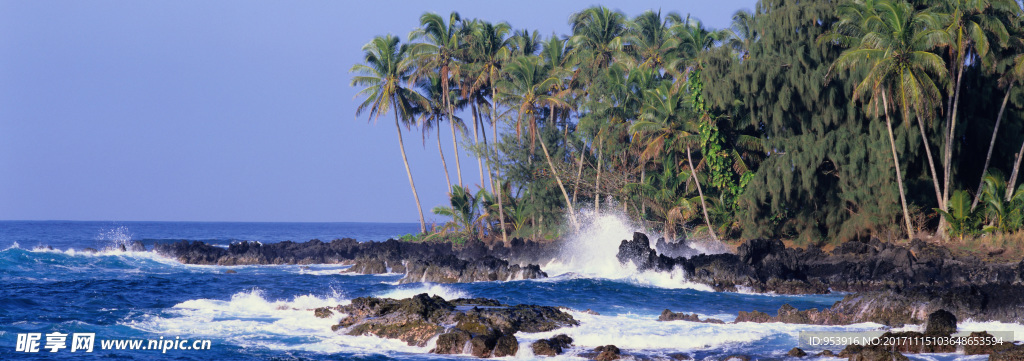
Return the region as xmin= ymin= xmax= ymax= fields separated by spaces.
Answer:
xmin=326 ymin=293 xmax=576 ymax=358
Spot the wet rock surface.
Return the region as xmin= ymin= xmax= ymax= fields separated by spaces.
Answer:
xmin=322 ymin=293 xmax=577 ymax=358
xmin=154 ymin=237 xmax=552 ymax=283
xmin=617 ymin=232 xmax=1024 ymax=324
xmin=658 ymin=309 xmax=725 ymax=323
xmin=530 ymin=334 xmax=573 ymax=356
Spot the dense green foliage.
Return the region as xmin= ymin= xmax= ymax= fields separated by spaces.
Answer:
xmin=352 ymin=0 xmax=1024 ymax=244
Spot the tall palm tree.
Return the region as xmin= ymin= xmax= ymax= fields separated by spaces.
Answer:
xmin=468 ymin=20 xmax=513 ymax=244
xmin=828 ymin=0 xmax=949 ymax=239
xmin=497 ymin=56 xmax=579 ymax=230
xmin=568 ymin=6 xmax=627 ymax=76
xmin=928 ymin=0 xmax=1015 ymax=222
xmin=414 ymin=74 xmax=466 ymax=191
xmin=625 ymin=10 xmax=681 ymax=70
xmin=351 ymin=35 xmax=427 ymax=233
xmin=410 ymin=11 xmax=466 ymax=188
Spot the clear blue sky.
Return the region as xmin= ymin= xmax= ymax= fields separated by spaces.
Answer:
xmin=0 ymin=0 xmax=757 ymax=223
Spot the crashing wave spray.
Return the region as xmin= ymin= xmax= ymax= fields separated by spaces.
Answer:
xmin=98 ymin=226 xmax=134 ymax=251
xmin=543 ymin=205 xmax=720 ymax=290
xmin=544 ymin=205 xmax=643 ymax=279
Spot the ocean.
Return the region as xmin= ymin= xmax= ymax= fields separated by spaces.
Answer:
xmin=0 ymin=219 xmax=1011 ymax=360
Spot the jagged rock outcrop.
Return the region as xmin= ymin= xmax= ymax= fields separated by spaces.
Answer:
xmin=658 ymin=309 xmax=725 ymax=324
xmin=530 ymin=334 xmax=573 ymax=356
xmin=154 ymin=237 xmax=551 ymax=283
xmin=617 ymin=232 xmax=1021 ymax=295
xmin=322 ymin=293 xmax=577 ymax=358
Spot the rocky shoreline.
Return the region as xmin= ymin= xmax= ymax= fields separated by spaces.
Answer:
xmin=617 ymin=232 xmax=1024 ymax=325
xmin=144 ymin=232 xmax=1024 ymax=359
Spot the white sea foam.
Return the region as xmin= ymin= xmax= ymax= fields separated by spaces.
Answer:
xmin=515 ymin=310 xmax=885 ymax=355
xmin=375 ymin=283 xmax=470 ymax=300
xmin=128 ymin=289 xmax=434 ymax=355
xmin=958 ymin=320 xmax=1024 ymax=342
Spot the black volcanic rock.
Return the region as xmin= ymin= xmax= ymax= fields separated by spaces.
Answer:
xmin=925 ymin=309 xmax=957 ymax=335
xmin=326 ymin=293 xmax=576 ymax=358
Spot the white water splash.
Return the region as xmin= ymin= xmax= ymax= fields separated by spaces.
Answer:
xmin=98 ymin=226 xmax=134 ymax=251
xmin=542 ymin=207 xmax=718 ymax=291
xmin=375 ymin=283 xmax=470 ymax=300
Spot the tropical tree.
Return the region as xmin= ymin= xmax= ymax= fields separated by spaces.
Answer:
xmin=723 ymin=9 xmax=759 ymax=59
xmin=414 ymin=74 xmax=467 ymax=191
xmin=928 ymin=0 xmax=1016 ymax=220
xmin=467 ymin=20 xmax=513 ymax=243
xmin=410 ymin=12 xmax=466 ymax=188
xmin=631 ymin=83 xmax=717 ymax=240
xmin=827 ymin=0 xmax=949 ymax=239
xmin=351 ymin=35 xmax=427 ymax=233
xmin=498 ymin=55 xmax=579 ymax=229
xmin=972 ymin=48 xmax=1024 ymax=208
xmin=432 ymin=185 xmax=483 ymax=237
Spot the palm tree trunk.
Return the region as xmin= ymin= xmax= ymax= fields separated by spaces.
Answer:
xmin=448 ymin=110 xmax=463 ymax=188
xmin=687 ymin=146 xmax=718 ymax=241
xmin=940 ymin=61 xmax=965 ymax=235
xmin=915 ymin=114 xmax=943 ymax=208
xmin=437 ymin=126 xmax=452 ymax=191
xmin=1007 ymin=139 xmax=1024 ymax=202
xmin=572 ymin=145 xmax=585 ymax=205
xmin=472 ymin=101 xmax=485 ymax=189
xmin=595 ymin=136 xmax=602 ymax=213
xmin=491 ymin=86 xmax=508 ymax=244
xmin=395 ymin=108 xmax=426 ymax=233
xmin=480 ymin=112 xmax=494 ymax=193
xmin=971 ymin=85 xmax=1012 ymax=210
xmin=539 ymin=128 xmax=580 ymax=230
xmin=882 ymin=93 xmax=914 ymax=239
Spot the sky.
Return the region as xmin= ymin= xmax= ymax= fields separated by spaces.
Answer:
xmin=0 ymin=0 xmax=758 ymax=223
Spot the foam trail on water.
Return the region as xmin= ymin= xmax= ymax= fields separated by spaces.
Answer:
xmin=375 ymin=283 xmax=470 ymax=300
xmin=128 ymin=289 xmax=434 ymax=355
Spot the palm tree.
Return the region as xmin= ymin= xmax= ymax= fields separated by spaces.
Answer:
xmin=827 ymin=0 xmax=949 ymax=239
xmin=497 ymin=55 xmax=580 ymax=229
xmin=410 ymin=12 xmax=466 ymax=189
xmin=351 ymin=35 xmax=427 ymax=233
xmin=971 ymin=44 xmax=1024 ymax=209
xmin=467 ymin=20 xmax=513 ymax=244
xmin=432 ymin=185 xmax=483 ymax=237
xmin=568 ymin=6 xmax=627 ymax=76
xmin=928 ymin=0 xmax=1015 ymax=223
xmin=631 ymin=83 xmax=717 ymax=240
xmin=414 ymin=74 xmax=466 ymax=191
xmin=625 ymin=10 xmax=681 ymax=70
xmin=723 ymin=9 xmax=759 ymax=59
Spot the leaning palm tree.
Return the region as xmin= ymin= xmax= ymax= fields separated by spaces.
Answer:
xmin=467 ymin=20 xmax=513 ymax=244
xmin=497 ymin=56 xmax=579 ymax=230
xmin=351 ymin=35 xmax=427 ymax=233
xmin=827 ymin=0 xmax=949 ymax=239
xmin=414 ymin=74 xmax=466 ymax=191
xmin=927 ymin=0 xmax=1016 ymax=217
xmin=410 ymin=11 xmax=466 ymax=188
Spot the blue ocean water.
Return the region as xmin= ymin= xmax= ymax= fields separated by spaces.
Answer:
xmin=0 ymin=220 xmax=998 ymax=360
